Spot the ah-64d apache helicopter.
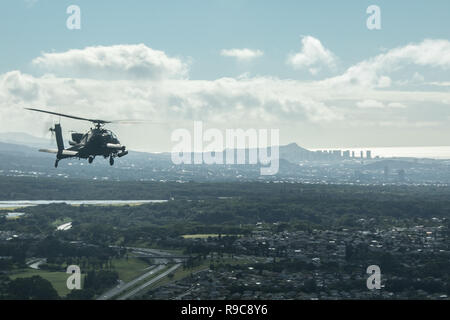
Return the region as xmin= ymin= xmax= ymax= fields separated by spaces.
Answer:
xmin=26 ymin=108 xmax=129 ymax=168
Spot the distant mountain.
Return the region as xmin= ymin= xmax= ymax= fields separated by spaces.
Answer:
xmin=0 ymin=141 xmax=42 ymax=155
xmin=0 ymin=132 xmax=54 ymax=149
xmin=1 ymin=134 xmax=450 ymax=184
xmin=0 ymin=135 xmax=306 ymax=181
xmin=279 ymin=142 xmax=313 ymax=163
xmin=0 ymin=132 xmax=315 ymax=162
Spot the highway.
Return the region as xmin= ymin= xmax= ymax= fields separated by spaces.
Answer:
xmin=98 ymin=247 xmax=187 ymax=300
xmin=117 ymin=263 xmax=181 ymax=300
xmin=97 ymin=265 xmax=165 ymax=300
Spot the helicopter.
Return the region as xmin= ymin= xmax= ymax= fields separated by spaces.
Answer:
xmin=26 ymin=108 xmax=129 ymax=168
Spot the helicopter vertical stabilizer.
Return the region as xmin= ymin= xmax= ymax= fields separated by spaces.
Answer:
xmin=54 ymin=123 xmax=65 ymax=152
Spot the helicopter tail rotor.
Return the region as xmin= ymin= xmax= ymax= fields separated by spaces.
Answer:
xmin=42 ymin=120 xmax=56 ymax=145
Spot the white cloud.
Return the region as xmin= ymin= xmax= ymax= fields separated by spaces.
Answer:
xmin=428 ymin=81 xmax=450 ymax=87
xmin=378 ymin=120 xmax=440 ymax=128
xmin=322 ymin=39 xmax=450 ymax=89
xmin=32 ymin=44 xmax=189 ymax=80
xmin=387 ymin=102 xmax=407 ymax=109
xmin=0 ymin=71 xmax=343 ymax=140
xmin=287 ymin=36 xmax=337 ymax=74
xmin=2 ymin=40 xmax=450 ymax=150
xmin=1 ymin=71 xmax=40 ymax=101
xmin=220 ymin=48 xmax=263 ymax=61
xmin=412 ymin=72 xmax=425 ymax=83
xmin=356 ymin=100 xmax=385 ymax=109
xmin=377 ymin=76 xmax=392 ymax=88
xmin=356 ymin=100 xmax=407 ymax=109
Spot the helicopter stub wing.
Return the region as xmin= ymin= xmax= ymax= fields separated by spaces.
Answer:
xmin=39 ymin=149 xmax=79 ymax=156
xmin=106 ymin=143 xmax=125 ymax=150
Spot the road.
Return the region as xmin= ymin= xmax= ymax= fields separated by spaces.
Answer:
xmin=109 ymin=246 xmax=187 ymax=264
xmin=97 ymin=265 xmax=165 ymax=300
xmin=117 ymin=263 xmax=181 ymax=300
xmin=109 ymin=246 xmax=176 ymax=257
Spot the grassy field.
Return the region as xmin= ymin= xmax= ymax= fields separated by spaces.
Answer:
xmin=51 ymin=217 xmax=72 ymax=228
xmin=111 ymin=257 xmax=151 ymax=282
xmin=0 ymin=207 xmax=22 ymax=211
xmin=9 ymin=269 xmax=84 ymax=297
xmin=8 ymin=257 xmax=151 ymax=298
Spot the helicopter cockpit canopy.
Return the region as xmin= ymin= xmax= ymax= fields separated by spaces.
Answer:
xmin=71 ymin=132 xmax=83 ymax=143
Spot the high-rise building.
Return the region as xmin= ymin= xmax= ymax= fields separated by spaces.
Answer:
xmin=333 ymin=150 xmax=341 ymax=158
xmin=366 ymin=150 xmax=372 ymax=159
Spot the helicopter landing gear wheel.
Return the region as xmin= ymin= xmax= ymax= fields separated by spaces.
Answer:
xmin=109 ymin=156 xmax=114 ymax=166
xmin=88 ymin=156 xmax=94 ymax=164
xmin=54 ymin=160 xmax=59 ymax=168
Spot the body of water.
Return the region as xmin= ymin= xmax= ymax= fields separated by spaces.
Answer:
xmin=0 ymin=200 xmax=168 ymax=209
xmin=311 ymin=146 xmax=450 ymax=160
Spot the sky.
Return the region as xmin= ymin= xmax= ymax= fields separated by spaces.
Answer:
xmin=0 ymin=0 xmax=449 ymax=152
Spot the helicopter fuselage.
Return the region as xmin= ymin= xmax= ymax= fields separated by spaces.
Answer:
xmin=69 ymin=128 xmax=125 ymax=158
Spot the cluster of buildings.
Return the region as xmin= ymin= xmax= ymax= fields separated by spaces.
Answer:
xmin=147 ymin=219 xmax=449 ymax=300
xmin=314 ymin=149 xmax=373 ymax=160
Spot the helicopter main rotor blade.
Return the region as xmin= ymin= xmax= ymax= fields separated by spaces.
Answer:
xmin=109 ymin=119 xmax=166 ymax=125
xmin=26 ymin=108 xmax=111 ymax=124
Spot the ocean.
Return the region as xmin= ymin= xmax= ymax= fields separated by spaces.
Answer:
xmin=310 ymin=146 xmax=450 ymax=160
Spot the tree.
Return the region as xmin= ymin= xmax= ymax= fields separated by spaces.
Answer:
xmin=84 ymin=270 xmax=119 ymax=294
xmin=302 ymin=279 xmax=317 ymax=293
xmin=7 ymin=276 xmax=59 ymax=300
xmin=65 ymin=288 xmax=95 ymax=300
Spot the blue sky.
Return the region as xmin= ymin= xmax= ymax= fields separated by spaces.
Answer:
xmin=2 ymin=0 xmax=449 ymax=79
xmin=0 ymin=1 xmax=449 ymax=151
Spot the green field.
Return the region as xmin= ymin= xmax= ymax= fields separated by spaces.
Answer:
xmin=111 ymin=257 xmax=151 ymax=282
xmin=9 ymin=269 xmax=84 ymax=297
xmin=9 ymin=257 xmax=150 ymax=297
xmin=51 ymin=217 xmax=72 ymax=228
xmin=0 ymin=207 xmax=22 ymax=211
